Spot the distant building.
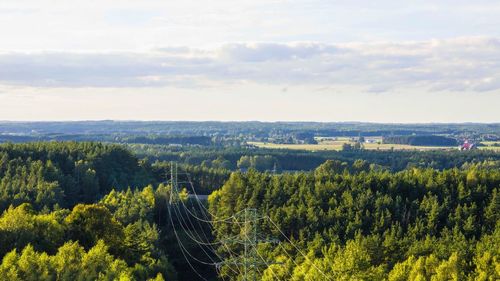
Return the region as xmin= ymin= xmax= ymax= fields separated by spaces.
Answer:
xmin=459 ymin=140 xmax=475 ymax=150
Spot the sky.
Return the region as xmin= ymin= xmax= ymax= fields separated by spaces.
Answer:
xmin=0 ymin=0 xmax=499 ymax=122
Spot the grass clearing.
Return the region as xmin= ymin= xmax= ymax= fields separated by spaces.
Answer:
xmin=250 ymin=138 xmax=500 ymax=152
xmin=480 ymin=141 xmax=500 ymax=151
xmin=248 ymin=141 xmax=456 ymax=151
xmin=480 ymin=146 xmax=500 ymax=151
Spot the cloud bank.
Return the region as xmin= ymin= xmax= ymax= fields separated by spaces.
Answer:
xmin=0 ymin=37 xmax=499 ymax=93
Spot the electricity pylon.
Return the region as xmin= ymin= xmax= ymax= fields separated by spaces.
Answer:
xmin=168 ymin=161 xmax=279 ymax=281
xmin=167 ymin=161 xmax=190 ymax=204
xmin=216 ymin=207 xmax=281 ymax=281
xmin=169 ymin=161 xmax=179 ymax=204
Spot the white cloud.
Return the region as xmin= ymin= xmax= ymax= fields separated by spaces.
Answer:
xmin=0 ymin=37 xmax=499 ymax=93
xmin=1 ymin=1 xmax=499 ymax=122
xmin=2 ymin=0 xmax=500 ymax=51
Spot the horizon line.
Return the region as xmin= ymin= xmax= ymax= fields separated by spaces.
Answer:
xmin=0 ymin=120 xmax=499 ymax=125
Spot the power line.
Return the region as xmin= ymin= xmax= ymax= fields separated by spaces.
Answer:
xmin=167 ymin=162 xmax=281 ymax=281
xmin=167 ymin=161 xmax=332 ymax=281
xmin=266 ymin=215 xmax=333 ymax=281
xmin=167 ymin=162 xmax=244 ymax=278
xmin=216 ymin=208 xmax=281 ymax=281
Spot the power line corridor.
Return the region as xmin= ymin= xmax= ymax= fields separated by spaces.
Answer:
xmin=165 ymin=162 xmax=331 ymax=281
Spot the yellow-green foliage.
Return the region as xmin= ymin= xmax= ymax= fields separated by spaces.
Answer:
xmin=100 ymin=185 xmax=156 ymax=225
xmin=0 ymin=197 xmax=177 ymax=281
xmin=388 ymin=253 xmax=465 ymax=281
xmin=0 ymin=240 xmax=135 ymax=281
xmin=210 ymin=167 xmax=500 ymax=281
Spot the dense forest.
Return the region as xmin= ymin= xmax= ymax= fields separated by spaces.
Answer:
xmin=209 ymin=164 xmax=499 ymax=280
xmin=0 ymin=142 xmax=154 ymax=211
xmin=0 ymin=134 xmax=213 ymax=146
xmin=0 ymin=142 xmax=173 ymax=280
xmin=383 ymin=135 xmax=458 ymax=146
xmin=0 ymin=141 xmax=498 ymax=280
xmin=130 ymin=144 xmax=500 ymax=172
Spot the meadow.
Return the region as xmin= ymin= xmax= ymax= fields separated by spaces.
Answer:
xmin=248 ymin=137 xmax=500 ymax=151
xmin=250 ymin=137 xmax=463 ymax=151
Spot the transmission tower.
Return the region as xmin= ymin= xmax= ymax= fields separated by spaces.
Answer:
xmin=168 ymin=161 xmax=178 ymax=204
xmin=167 ymin=161 xmax=190 ymax=203
xmin=167 ymin=161 xmax=280 ymax=281
xmin=216 ymin=207 xmax=280 ymax=281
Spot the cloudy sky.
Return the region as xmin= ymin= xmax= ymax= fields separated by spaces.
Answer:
xmin=0 ymin=0 xmax=499 ymax=122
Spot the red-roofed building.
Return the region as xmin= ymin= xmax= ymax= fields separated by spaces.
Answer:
xmin=460 ymin=140 xmax=475 ymax=150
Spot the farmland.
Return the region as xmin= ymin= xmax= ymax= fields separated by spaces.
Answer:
xmin=248 ymin=137 xmax=457 ymax=151
xmin=480 ymin=141 xmax=500 ymax=151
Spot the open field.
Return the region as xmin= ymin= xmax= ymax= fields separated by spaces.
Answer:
xmin=248 ymin=141 xmax=456 ymax=151
xmin=480 ymin=146 xmax=500 ymax=151
xmin=481 ymin=141 xmax=500 ymax=145
xmin=251 ymin=140 xmax=500 ymax=152
xmin=479 ymin=141 xmax=500 ymax=151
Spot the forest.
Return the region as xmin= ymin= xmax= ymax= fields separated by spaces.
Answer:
xmin=130 ymin=143 xmax=500 ymax=172
xmin=383 ymin=135 xmax=458 ymax=147
xmin=1 ymin=121 xmax=499 ymax=146
xmin=0 ymin=141 xmax=498 ymax=280
xmin=209 ymin=163 xmax=499 ymax=280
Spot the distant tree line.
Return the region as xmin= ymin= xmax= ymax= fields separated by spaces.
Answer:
xmin=121 ymin=135 xmax=212 ymax=146
xmin=0 ymin=134 xmax=214 ymax=146
xmin=383 ymin=135 xmax=458 ymax=146
xmin=130 ymin=143 xmax=500 ymax=172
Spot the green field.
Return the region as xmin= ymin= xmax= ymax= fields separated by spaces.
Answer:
xmin=249 ymin=140 xmax=456 ymax=151
xmin=480 ymin=145 xmax=500 ymax=151
xmin=479 ymin=141 xmax=500 ymax=151
xmin=481 ymin=141 xmax=500 ymax=145
xmin=250 ymin=139 xmax=500 ymax=152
